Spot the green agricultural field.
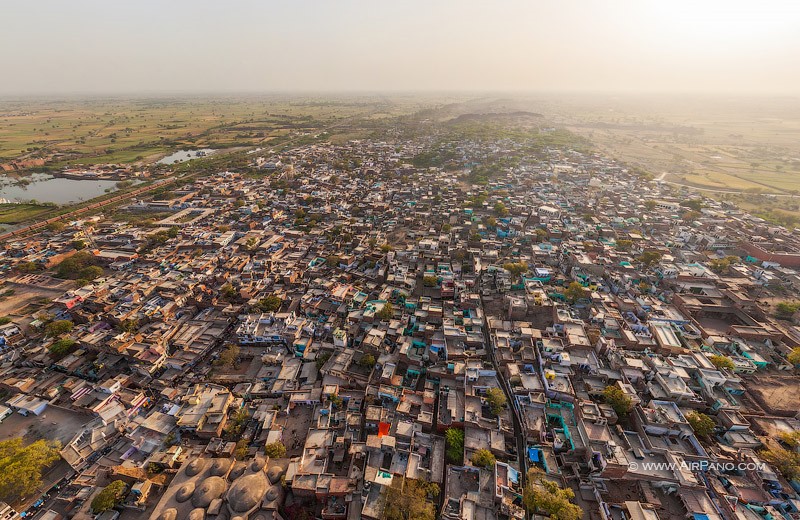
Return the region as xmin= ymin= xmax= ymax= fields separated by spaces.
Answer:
xmin=0 ymin=96 xmax=429 ymax=170
xmin=544 ymin=94 xmax=800 ymax=193
xmin=0 ymin=203 xmax=56 ymax=224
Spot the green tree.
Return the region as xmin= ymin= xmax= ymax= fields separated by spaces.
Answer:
xmin=493 ymin=201 xmax=509 ymax=217
xmin=45 ymin=319 xmax=73 ymax=337
xmin=46 ymin=221 xmax=65 ymax=232
xmin=503 ymin=262 xmax=528 ymax=277
xmin=603 ymin=385 xmax=633 ymax=417
xmin=217 ymin=344 xmax=240 ymax=368
xmin=523 ymin=471 xmax=583 ymax=520
xmin=55 ymin=250 xmax=101 ymax=280
xmin=644 ymin=200 xmax=657 ymax=211
xmin=376 ymin=302 xmax=394 ymax=321
xmin=245 ymin=236 xmax=259 ymax=251
xmin=725 ymin=255 xmax=741 ymax=266
xmin=778 ymin=431 xmax=800 ymax=449
xmin=326 ymin=255 xmax=342 ymax=267
xmin=49 ymin=338 xmax=76 ymax=358
xmin=16 ymin=261 xmax=41 ymax=273
xmin=220 ymin=283 xmax=237 ymax=300
xmin=761 ymin=446 xmax=800 ymax=481
xmin=234 ymin=440 xmax=249 ymax=460
xmin=0 ymin=438 xmax=61 ymax=503
xmin=316 ymin=351 xmax=332 ymax=370
xmin=616 ymin=239 xmax=633 ymax=251
xmin=225 ymin=409 xmax=250 ymax=436
xmin=682 ymin=199 xmax=704 ymax=211
xmin=329 ymin=393 xmax=343 ymax=409
xmin=775 ymin=302 xmax=800 ymax=319
xmin=120 ymin=319 xmax=138 ymax=334
xmin=422 ymin=275 xmax=438 ymax=287
xmin=471 ymin=449 xmax=496 ymax=469
xmin=709 ymin=355 xmax=735 ymax=371
xmin=452 ymin=248 xmax=468 ymax=262
xmin=383 ymin=478 xmax=437 ymax=520
xmin=485 ymin=387 xmax=507 ymax=415
xmin=708 ymin=258 xmax=731 ymax=273
xmin=787 ymin=347 xmax=800 ymax=365
xmin=255 ymin=294 xmax=282 ymax=312
xmin=638 ymin=250 xmax=662 ymax=267
xmin=265 ymin=441 xmax=287 ymax=459
xmin=91 ymin=480 xmax=126 ymax=513
xmin=358 ymin=354 xmax=376 ymax=368
xmin=72 ymin=240 xmax=86 ymax=250
xmin=686 ymin=411 xmax=715 ymax=438
xmin=445 ymin=428 xmax=464 ymax=464
xmin=682 ymin=210 xmax=702 ymax=223
xmin=78 ymin=265 xmax=104 ymax=282
xmin=564 ymin=281 xmax=586 ymax=303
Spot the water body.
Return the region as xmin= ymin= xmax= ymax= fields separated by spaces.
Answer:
xmin=0 ymin=174 xmax=119 ymax=204
xmin=157 ymin=148 xmax=216 ymax=165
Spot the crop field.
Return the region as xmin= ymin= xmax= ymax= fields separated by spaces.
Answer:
xmin=538 ymin=94 xmax=800 ymax=194
xmin=0 ymin=203 xmax=55 ymax=224
xmin=0 ymin=95 xmax=432 ymax=169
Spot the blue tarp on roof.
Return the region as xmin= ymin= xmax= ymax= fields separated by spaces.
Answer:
xmin=528 ymin=448 xmax=540 ymax=463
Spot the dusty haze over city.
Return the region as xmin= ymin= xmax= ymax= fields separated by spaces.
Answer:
xmin=2 ymin=3 xmax=800 ymax=520
xmin=1 ymin=0 xmax=800 ymax=95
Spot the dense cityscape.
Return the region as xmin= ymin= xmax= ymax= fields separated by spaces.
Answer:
xmin=0 ymin=114 xmax=799 ymax=520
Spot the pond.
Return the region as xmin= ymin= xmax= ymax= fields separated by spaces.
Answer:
xmin=0 ymin=174 xmax=120 ymax=204
xmin=157 ymin=148 xmax=216 ymax=165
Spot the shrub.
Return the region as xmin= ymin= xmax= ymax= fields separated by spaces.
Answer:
xmin=471 ymin=449 xmax=496 ymax=469
xmin=265 ymin=441 xmax=287 ymax=459
xmin=91 ymin=480 xmax=126 ymax=513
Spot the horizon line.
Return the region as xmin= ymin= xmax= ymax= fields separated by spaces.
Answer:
xmin=1 ymin=89 xmax=799 ymax=100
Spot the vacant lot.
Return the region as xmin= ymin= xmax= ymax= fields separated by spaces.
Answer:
xmin=0 ymin=277 xmax=72 ymax=320
xmin=0 ymin=405 xmax=93 ymax=446
xmin=745 ymin=374 xmax=800 ymax=416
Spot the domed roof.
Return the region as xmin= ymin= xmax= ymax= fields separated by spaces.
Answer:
xmin=249 ymin=458 xmax=265 ymax=472
xmin=267 ymin=465 xmax=284 ymax=484
xmin=226 ymin=472 xmax=268 ymax=514
xmin=185 ymin=458 xmax=206 ymax=477
xmin=209 ymin=458 xmax=231 ymax=476
xmin=265 ymin=484 xmax=282 ymax=502
xmin=191 ymin=476 xmax=227 ymax=508
xmin=208 ymin=498 xmax=223 ymax=516
xmin=229 ymin=462 xmax=247 ymax=481
xmin=188 ymin=508 xmax=206 ymax=520
xmin=175 ymin=481 xmax=196 ymax=503
xmin=159 ymin=508 xmax=178 ymax=520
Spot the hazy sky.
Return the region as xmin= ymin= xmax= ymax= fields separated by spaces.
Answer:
xmin=1 ymin=0 xmax=799 ymax=95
